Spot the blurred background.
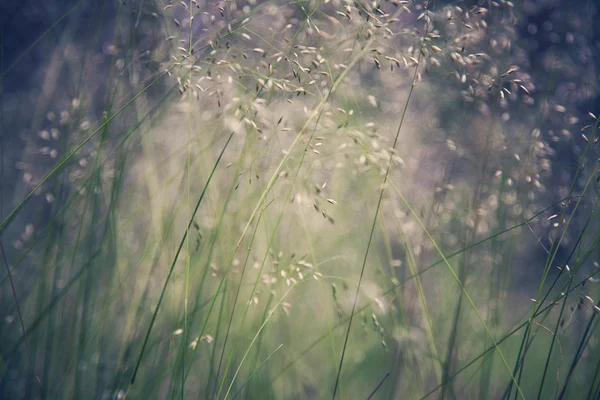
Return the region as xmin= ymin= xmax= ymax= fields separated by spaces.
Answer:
xmin=1 ymin=0 xmax=599 ymax=398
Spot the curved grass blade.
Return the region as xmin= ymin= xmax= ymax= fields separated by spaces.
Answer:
xmin=366 ymin=372 xmax=390 ymax=400
xmin=386 ymin=177 xmax=525 ymax=399
xmin=332 ymin=12 xmax=430 ymax=399
xmin=230 ymin=344 xmax=284 ymax=400
xmin=0 ymin=0 xmax=85 ymax=79
xmin=128 ymin=130 xmax=234 ymax=386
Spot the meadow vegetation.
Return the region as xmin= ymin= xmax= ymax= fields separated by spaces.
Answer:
xmin=0 ymin=0 xmax=599 ymax=398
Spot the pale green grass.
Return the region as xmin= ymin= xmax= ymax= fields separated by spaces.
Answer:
xmin=1 ymin=0 xmax=599 ymax=399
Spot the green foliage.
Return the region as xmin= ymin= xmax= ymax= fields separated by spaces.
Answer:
xmin=1 ymin=0 xmax=599 ymax=399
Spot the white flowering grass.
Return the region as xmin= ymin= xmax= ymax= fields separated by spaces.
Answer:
xmin=1 ymin=0 xmax=599 ymax=399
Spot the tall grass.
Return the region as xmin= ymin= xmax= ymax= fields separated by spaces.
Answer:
xmin=1 ymin=0 xmax=599 ymax=398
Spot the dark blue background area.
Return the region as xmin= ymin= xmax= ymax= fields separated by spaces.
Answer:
xmin=1 ymin=1 xmax=77 ymax=88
